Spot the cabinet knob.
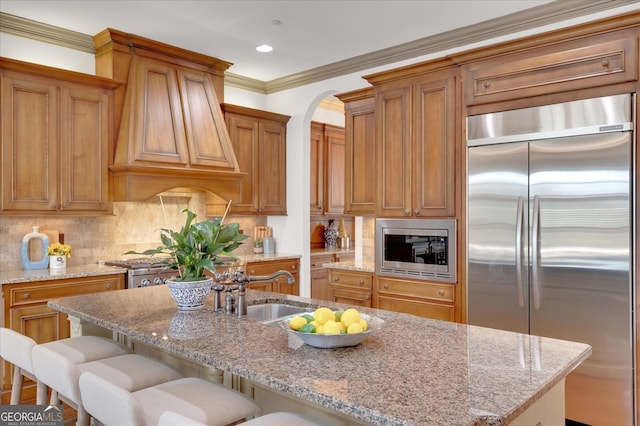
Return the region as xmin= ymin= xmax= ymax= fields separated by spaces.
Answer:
xmin=601 ymin=59 xmax=610 ymax=68
xmin=365 ymin=294 xmax=370 ymax=300
xmin=383 ymin=284 xmax=388 ymax=289
xmin=404 ymin=209 xmax=410 ymax=215
xmin=106 ymin=283 xmax=112 ymax=289
xmin=359 ymin=280 xmax=364 ymax=286
xmin=333 ymin=276 xmax=339 ymax=282
xmin=23 ymin=292 xmax=30 ymax=299
xmin=311 ymin=263 xmax=318 ymax=267
xmin=62 ymin=203 xmax=68 ymax=209
xmin=438 ymin=290 xmax=445 ymax=296
xmin=290 ymin=264 xmax=296 ymax=270
xmin=413 ymin=209 xmax=419 ymax=215
xmin=483 ymin=81 xmax=491 ymax=88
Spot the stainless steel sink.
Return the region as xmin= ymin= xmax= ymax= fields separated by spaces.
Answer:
xmin=246 ymin=303 xmax=309 ymax=323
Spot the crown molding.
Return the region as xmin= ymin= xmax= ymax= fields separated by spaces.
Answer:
xmin=1 ymin=0 xmax=635 ymax=94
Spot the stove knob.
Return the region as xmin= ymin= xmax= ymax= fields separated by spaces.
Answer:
xmin=154 ymin=277 xmax=165 ymax=286
xmin=141 ymin=278 xmax=151 ymax=287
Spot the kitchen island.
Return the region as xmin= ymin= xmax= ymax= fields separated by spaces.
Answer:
xmin=48 ymin=286 xmax=590 ymax=426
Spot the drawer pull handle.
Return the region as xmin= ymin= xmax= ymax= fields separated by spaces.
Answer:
xmin=602 ymin=59 xmax=609 ymax=68
xmin=413 ymin=209 xmax=419 ymax=215
xmin=365 ymin=294 xmax=370 ymax=300
xmin=359 ymin=280 xmax=364 ymax=286
xmin=106 ymin=283 xmax=112 ymax=289
xmin=483 ymin=81 xmax=491 ymax=88
xmin=404 ymin=209 xmax=410 ymax=215
xmin=334 ymin=277 xmax=339 ymax=282
xmin=383 ymin=284 xmax=389 ymax=289
xmin=23 ymin=293 xmax=30 ymax=299
xmin=291 ymin=265 xmax=296 ymax=270
xmin=438 ymin=290 xmax=445 ymax=296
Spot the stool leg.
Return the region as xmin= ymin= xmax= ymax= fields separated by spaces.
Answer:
xmin=10 ymin=367 xmax=23 ymax=405
xmin=36 ymin=380 xmax=47 ymax=405
xmin=77 ymin=405 xmax=89 ymax=426
xmin=50 ymin=389 xmax=59 ymax=405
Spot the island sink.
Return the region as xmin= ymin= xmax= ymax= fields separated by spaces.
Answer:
xmin=246 ymin=303 xmax=308 ymax=323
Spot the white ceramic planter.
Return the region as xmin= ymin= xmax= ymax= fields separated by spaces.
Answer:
xmin=49 ymin=255 xmax=66 ymax=269
xmin=166 ymin=277 xmax=212 ymax=310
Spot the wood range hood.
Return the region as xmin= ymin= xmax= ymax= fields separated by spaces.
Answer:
xmin=93 ymin=28 xmax=244 ymax=202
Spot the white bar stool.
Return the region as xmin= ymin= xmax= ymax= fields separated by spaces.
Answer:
xmin=0 ymin=328 xmax=46 ymax=404
xmin=159 ymin=411 xmax=334 ymax=426
xmin=79 ymin=371 xmax=262 ymax=426
xmin=32 ymin=340 xmax=182 ymax=426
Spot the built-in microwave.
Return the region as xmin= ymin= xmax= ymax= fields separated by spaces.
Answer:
xmin=376 ymin=218 xmax=456 ymax=283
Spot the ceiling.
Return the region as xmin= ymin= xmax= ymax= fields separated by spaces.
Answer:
xmin=0 ymin=0 xmax=636 ymax=92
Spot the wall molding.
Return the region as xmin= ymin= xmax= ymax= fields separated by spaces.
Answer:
xmin=1 ymin=0 xmax=636 ymax=94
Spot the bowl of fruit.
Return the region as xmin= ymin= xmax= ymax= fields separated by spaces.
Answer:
xmin=279 ymin=307 xmax=384 ymax=348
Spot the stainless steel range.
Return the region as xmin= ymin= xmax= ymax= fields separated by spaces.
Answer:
xmin=102 ymin=258 xmax=177 ymax=289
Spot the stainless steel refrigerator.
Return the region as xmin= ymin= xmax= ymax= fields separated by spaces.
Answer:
xmin=466 ymin=94 xmax=635 ymax=426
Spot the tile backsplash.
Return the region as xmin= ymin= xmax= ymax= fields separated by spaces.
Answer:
xmin=0 ymin=192 xmax=264 ymax=272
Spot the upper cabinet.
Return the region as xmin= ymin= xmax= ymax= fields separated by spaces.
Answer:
xmin=463 ymin=27 xmax=639 ymax=107
xmin=223 ymin=104 xmax=290 ymax=216
xmin=310 ymin=122 xmax=346 ymax=216
xmin=367 ymin=65 xmax=458 ymax=218
xmin=336 ymin=88 xmax=376 ymax=215
xmin=1 ymin=58 xmax=120 ymax=215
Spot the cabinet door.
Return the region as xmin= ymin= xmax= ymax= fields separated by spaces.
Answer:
xmin=127 ymin=57 xmax=189 ymax=165
xmin=258 ymin=120 xmax=287 ymax=215
xmin=324 ymin=125 xmax=345 ymax=215
xmin=246 ymin=259 xmax=299 ymax=295
xmin=344 ymin=96 xmax=376 ymax=215
xmin=225 ymin=113 xmax=260 ymax=214
xmin=411 ymin=71 xmax=456 ymax=217
xmin=309 ymin=122 xmax=325 ymax=216
xmin=59 ymin=84 xmax=111 ymax=212
xmin=1 ymin=73 xmax=58 ymax=211
xmin=310 ymin=254 xmax=334 ymax=301
xmin=375 ymin=83 xmax=412 ymax=217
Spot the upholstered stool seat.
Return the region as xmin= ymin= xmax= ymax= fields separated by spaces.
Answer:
xmin=0 ymin=328 xmax=46 ymax=404
xmin=158 ymin=410 xmax=335 ymax=426
xmin=80 ymin=371 xmax=262 ymax=426
xmin=33 ymin=342 xmax=182 ymax=426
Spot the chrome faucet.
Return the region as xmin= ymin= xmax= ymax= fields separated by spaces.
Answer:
xmin=211 ymin=270 xmax=296 ymax=316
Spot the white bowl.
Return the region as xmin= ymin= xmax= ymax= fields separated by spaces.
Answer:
xmin=278 ymin=312 xmax=384 ymax=348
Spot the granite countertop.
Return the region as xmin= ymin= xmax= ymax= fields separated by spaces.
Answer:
xmin=0 ymin=264 xmax=127 ymax=285
xmin=311 ymin=248 xmax=354 ymax=256
xmin=48 ymin=286 xmax=591 ymax=426
xmin=323 ymin=260 xmax=375 ymax=273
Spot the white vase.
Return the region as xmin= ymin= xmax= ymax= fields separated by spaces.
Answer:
xmin=166 ymin=278 xmax=212 ymax=310
xmin=49 ymin=255 xmax=66 ymax=269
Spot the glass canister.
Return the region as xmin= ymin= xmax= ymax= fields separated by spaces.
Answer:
xmin=20 ymin=226 xmax=50 ymax=270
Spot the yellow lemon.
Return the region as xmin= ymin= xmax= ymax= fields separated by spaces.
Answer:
xmin=359 ymin=318 xmax=368 ymax=332
xmin=310 ymin=320 xmax=320 ymax=329
xmin=340 ymin=308 xmax=361 ymax=328
xmin=289 ymin=316 xmax=307 ymax=331
xmin=316 ymin=324 xmax=325 ymax=334
xmin=347 ymin=323 xmax=364 ymax=334
xmin=314 ymin=307 xmax=335 ymax=325
xmin=338 ymin=321 xmax=347 ymax=332
xmin=323 ymin=320 xmax=341 ymax=335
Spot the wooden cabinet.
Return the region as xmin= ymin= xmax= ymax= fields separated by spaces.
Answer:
xmin=336 ymin=88 xmax=376 ymax=215
xmin=246 ymin=258 xmax=300 ymax=295
xmin=309 ymin=122 xmax=346 ymax=216
xmin=374 ymin=276 xmax=455 ymax=322
xmin=310 ymin=254 xmax=334 ymax=301
xmin=222 ymin=105 xmax=290 ymax=215
xmin=328 ymin=270 xmax=373 ymax=308
xmin=1 ymin=273 xmax=125 ymax=403
xmin=372 ymin=67 xmax=457 ymax=217
xmin=463 ymin=28 xmax=639 ymax=107
xmin=1 ymin=58 xmax=118 ymax=215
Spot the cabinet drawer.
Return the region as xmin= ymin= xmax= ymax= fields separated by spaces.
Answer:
xmin=464 ymin=29 xmax=638 ymax=105
xmin=9 ymin=275 xmax=123 ymax=306
xmin=310 ymin=254 xmax=334 ymax=271
xmin=246 ymin=259 xmax=298 ymax=275
xmin=329 ymin=271 xmax=373 ymax=290
xmin=376 ymin=277 xmax=454 ymax=303
xmin=330 ymin=287 xmax=372 ymax=308
xmin=376 ymin=296 xmax=454 ymax=322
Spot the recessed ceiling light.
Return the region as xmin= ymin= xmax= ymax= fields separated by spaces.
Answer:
xmin=256 ymin=44 xmax=273 ymax=53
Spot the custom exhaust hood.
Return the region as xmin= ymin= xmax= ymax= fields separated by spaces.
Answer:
xmin=93 ymin=29 xmax=244 ymax=202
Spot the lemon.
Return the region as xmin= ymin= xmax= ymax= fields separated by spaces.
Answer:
xmin=334 ymin=309 xmax=344 ymax=322
xmin=314 ymin=307 xmax=335 ymax=325
xmin=323 ymin=320 xmax=341 ymax=335
xmin=316 ymin=324 xmax=325 ymax=334
xmin=340 ymin=308 xmax=361 ymax=328
xmin=347 ymin=323 xmax=364 ymax=334
xmin=338 ymin=321 xmax=347 ymax=332
xmin=310 ymin=320 xmax=320 ymax=329
xmin=359 ymin=318 xmax=368 ymax=332
xmin=289 ymin=316 xmax=307 ymax=331
xmin=300 ymin=323 xmax=316 ymax=333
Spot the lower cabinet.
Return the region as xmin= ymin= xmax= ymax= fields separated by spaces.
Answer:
xmin=245 ymin=258 xmax=300 ymax=295
xmin=0 ymin=273 xmax=125 ymax=403
xmin=310 ymin=254 xmax=334 ymax=301
xmin=328 ymin=270 xmax=373 ymax=308
xmin=374 ymin=277 xmax=455 ymax=322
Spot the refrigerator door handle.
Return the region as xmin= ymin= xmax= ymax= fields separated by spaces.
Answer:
xmin=532 ymin=195 xmax=541 ymax=310
xmin=515 ymin=196 xmax=525 ymax=308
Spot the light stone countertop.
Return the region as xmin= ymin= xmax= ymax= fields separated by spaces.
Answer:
xmin=48 ymin=286 xmax=591 ymax=426
xmin=322 ymin=260 xmax=375 ymax=273
xmin=0 ymin=264 xmax=127 ymax=285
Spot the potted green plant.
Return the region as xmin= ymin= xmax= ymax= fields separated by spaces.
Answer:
xmin=126 ymin=209 xmax=248 ymax=310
